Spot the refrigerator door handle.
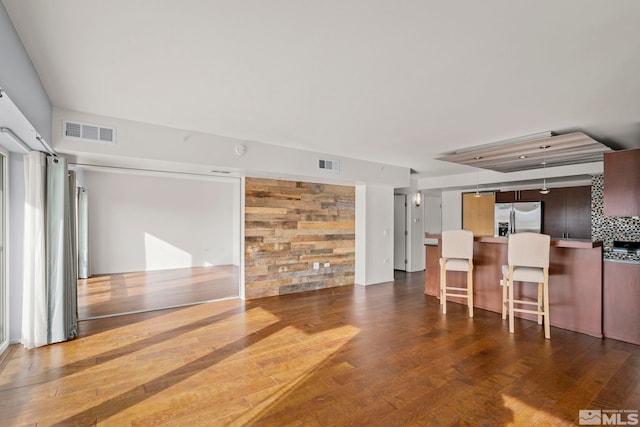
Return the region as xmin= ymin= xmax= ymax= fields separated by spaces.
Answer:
xmin=511 ymin=209 xmax=515 ymax=234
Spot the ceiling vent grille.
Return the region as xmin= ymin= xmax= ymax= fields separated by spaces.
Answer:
xmin=318 ymin=158 xmax=340 ymax=172
xmin=64 ymin=120 xmax=116 ymax=144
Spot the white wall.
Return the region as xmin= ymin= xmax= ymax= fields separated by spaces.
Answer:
xmin=53 ymin=108 xmax=410 ymax=189
xmin=0 ymin=5 xmax=52 ymax=143
xmin=84 ymin=169 xmax=240 ymax=275
xmin=409 ymin=195 xmax=425 ymax=272
xmin=355 ymin=184 xmax=394 ymax=285
xmin=441 ymin=190 xmax=463 ymax=232
xmin=424 ymin=195 xmax=442 ymax=234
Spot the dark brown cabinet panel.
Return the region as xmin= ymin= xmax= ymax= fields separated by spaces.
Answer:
xmin=565 ymin=186 xmax=592 ymax=239
xmin=541 ymin=186 xmax=591 ymax=239
xmin=495 ymin=190 xmax=543 ymax=202
xmin=519 ymin=189 xmax=545 ymax=202
xmin=540 ymin=189 xmax=566 ymax=239
xmin=495 ymin=191 xmax=516 ymax=203
xmin=604 ymin=148 xmax=640 ymax=217
xmin=603 ymin=261 xmax=640 ymax=345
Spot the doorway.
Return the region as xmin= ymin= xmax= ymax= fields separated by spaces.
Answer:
xmin=394 ymin=194 xmax=407 ymax=271
xmin=75 ymin=166 xmax=242 ymax=319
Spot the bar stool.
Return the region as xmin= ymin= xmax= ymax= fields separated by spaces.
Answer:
xmin=440 ymin=229 xmax=474 ymax=317
xmin=501 ymin=232 xmax=551 ymax=339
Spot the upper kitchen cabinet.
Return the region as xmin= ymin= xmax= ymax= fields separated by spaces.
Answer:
xmin=495 ymin=189 xmax=552 ymax=203
xmin=563 ymin=186 xmax=592 ymax=239
xmin=494 ymin=190 xmax=537 ymax=203
xmin=604 ymin=148 xmax=640 ymax=217
xmin=537 ymin=186 xmax=591 ymax=239
xmin=495 ymin=191 xmax=517 ymax=203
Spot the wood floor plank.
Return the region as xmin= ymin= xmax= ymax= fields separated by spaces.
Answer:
xmin=1 ymin=271 xmax=639 ymax=425
xmin=77 ymin=265 xmax=239 ymax=318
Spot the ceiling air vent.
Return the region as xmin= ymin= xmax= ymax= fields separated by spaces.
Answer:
xmin=318 ymin=158 xmax=340 ymax=172
xmin=64 ymin=120 xmax=116 ymax=144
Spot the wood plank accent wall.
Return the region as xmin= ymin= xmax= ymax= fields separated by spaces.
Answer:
xmin=245 ymin=178 xmax=356 ymax=299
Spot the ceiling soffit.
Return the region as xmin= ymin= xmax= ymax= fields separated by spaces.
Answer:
xmin=436 ymin=132 xmax=612 ymax=173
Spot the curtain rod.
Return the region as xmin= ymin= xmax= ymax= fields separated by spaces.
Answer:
xmin=36 ymin=135 xmax=57 ymax=156
xmin=69 ymin=162 xmax=239 ymax=179
xmin=0 ymin=126 xmax=57 ymax=156
xmin=0 ymin=127 xmax=31 ymax=153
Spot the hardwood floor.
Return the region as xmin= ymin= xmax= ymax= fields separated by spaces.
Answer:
xmin=77 ymin=265 xmax=239 ymax=319
xmin=1 ymin=271 xmax=638 ymax=426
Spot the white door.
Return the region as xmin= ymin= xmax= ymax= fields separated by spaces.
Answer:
xmin=394 ymin=194 xmax=407 ymax=271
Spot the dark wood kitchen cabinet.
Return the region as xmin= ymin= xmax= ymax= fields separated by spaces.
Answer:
xmin=603 ymin=260 xmax=640 ymax=345
xmin=495 ymin=191 xmax=517 ymax=203
xmin=604 ymin=148 xmax=640 ymax=217
xmin=494 ymin=190 xmax=539 ymax=202
xmin=539 ymin=189 xmax=566 ymax=238
xmin=564 ymin=186 xmax=592 ymax=239
xmin=541 ymin=186 xmax=591 ymax=239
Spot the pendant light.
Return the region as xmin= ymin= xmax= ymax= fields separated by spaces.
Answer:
xmin=540 ymin=145 xmax=550 ymax=195
xmin=474 ymin=171 xmax=481 ymax=197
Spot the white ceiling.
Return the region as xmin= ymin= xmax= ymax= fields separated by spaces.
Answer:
xmin=4 ymin=0 xmax=640 ymax=177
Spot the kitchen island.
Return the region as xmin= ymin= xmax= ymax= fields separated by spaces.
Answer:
xmin=425 ymin=234 xmax=603 ymax=338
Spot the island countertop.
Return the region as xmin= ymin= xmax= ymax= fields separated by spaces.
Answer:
xmin=425 ymin=234 xmax=602 ymax=249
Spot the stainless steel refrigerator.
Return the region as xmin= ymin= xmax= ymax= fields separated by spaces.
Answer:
xmin=494 ymin=202 xmax=542 ymax=237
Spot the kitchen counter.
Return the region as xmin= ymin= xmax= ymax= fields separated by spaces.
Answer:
xmin=425 ymin=233 xmax=603 ymax=338
xmin=426 ymin=234 xmax=602 ymax=249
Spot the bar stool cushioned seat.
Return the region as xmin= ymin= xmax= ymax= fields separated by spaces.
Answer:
xmin=501 ymin=232 xmax=551 ymax=339
xmin=440 ymin=229 xmax=474 ymax=317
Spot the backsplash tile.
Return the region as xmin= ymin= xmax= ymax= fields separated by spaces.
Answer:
xmin=591 ymin=174 xmax=640 ymax=260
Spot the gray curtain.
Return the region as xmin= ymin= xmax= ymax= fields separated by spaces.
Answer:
xmin=67 ymin=171 xmax=78 ymax=336
xmin=69 ymin=172 xmax=77 ymax=283
xmin=77 ymin=187 xmax=90 ymax=279
xmin=45 ymin=156 xmax=77 ymax=344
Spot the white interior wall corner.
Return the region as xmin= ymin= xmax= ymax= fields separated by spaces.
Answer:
xmin=409 ymin=198 xmax=425 ymax=272
xmin=356 ymin=184 xmax=394 ymax=285
xmin=354 ymin=185 xmax=367 ymax=285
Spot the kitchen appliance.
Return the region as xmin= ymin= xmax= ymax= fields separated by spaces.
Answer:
xmin=494 ymin=202 xmax=543 ymax=236
xmin=611 ymin=241 xmax=640 ymax=254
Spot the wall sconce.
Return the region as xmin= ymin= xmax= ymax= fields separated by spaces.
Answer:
xmin=415 ymin=191 xmax=422 ymax=206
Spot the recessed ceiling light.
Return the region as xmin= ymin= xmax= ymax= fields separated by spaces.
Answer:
xmin=519 ymin=155 xmax=527 ymax=159
xmin=473 ymin=156 xmax=482 ymax=160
